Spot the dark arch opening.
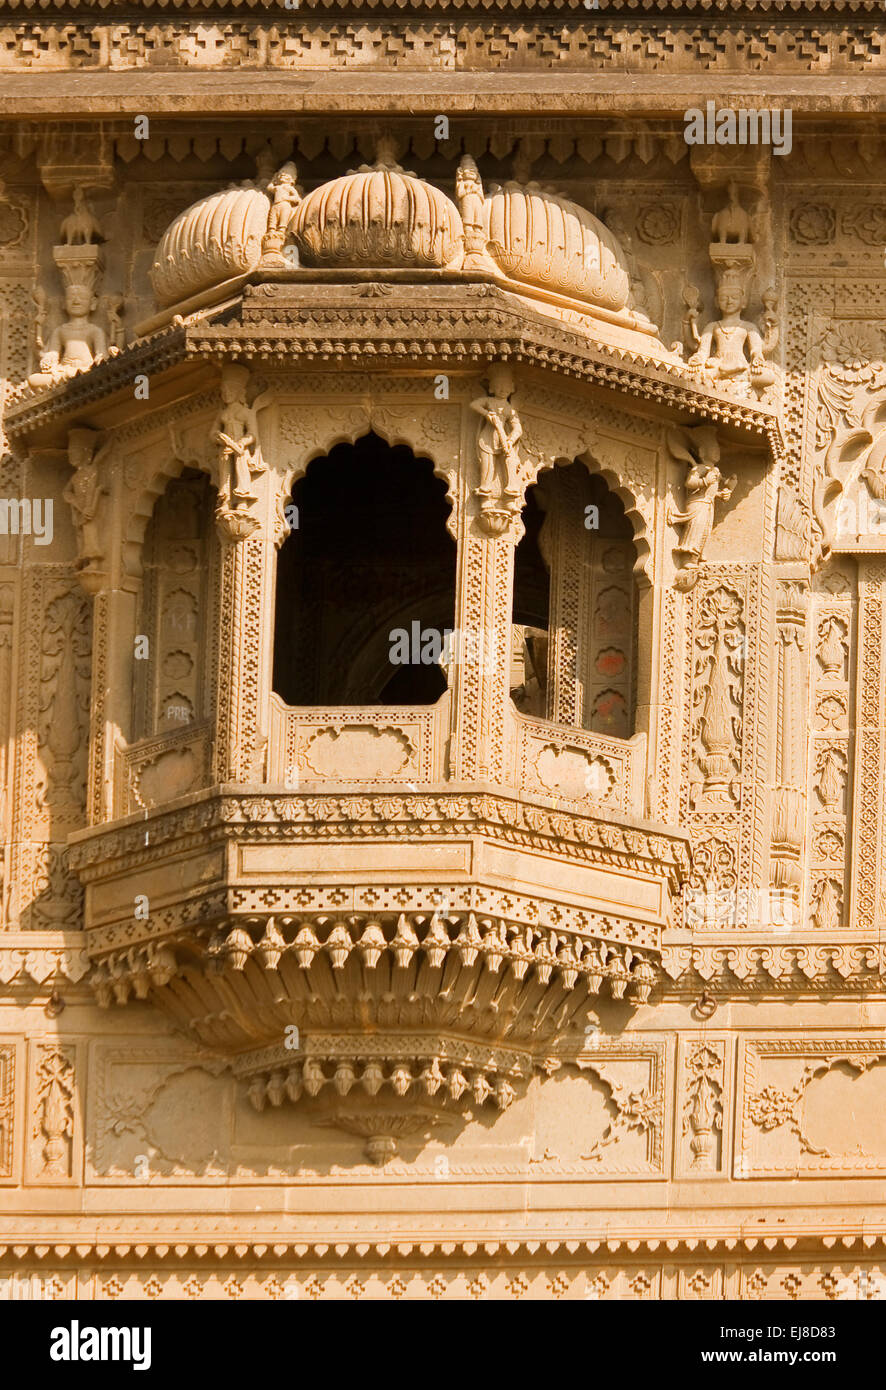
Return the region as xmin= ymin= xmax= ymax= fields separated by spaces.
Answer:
xmin=511 ymin=460 xmax=637 ymax=735
xmin=273 ymin=433 xmax=456 ymax=706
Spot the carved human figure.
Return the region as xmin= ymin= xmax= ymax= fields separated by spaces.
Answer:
xmin=63 ymin=434 xmax=109 ymax=570
xmin=262 ymin=162 xmax=301 ymax=260
xmin=761 ymin=286 xmax=779 ymax=354
xmin=667 ymin=427 xmax=736 ymax=589
xmin=470 ymin=365 xmax=523 ymax=530
xmin=681 ymin=284 xmax=702 ymax=354
xmin=710 ymin=181 xmax=753 ymax=245
xmin=455 ymin=155 xmax=491 ymax=267
xmin=103 ymin=293 xmax=125 ymax=351
xmin=689 ymin=274 xmax=772 ymax=394
xmin=60 ymin=185 xmax=103 ymax=245
xmin=27 ymin=283 xmax=107 ymax=389
xmin=213 ymin=364 xmax=264 ymax=512
xmin=32 ymin=285 xmax=47 ymax=353
xmin=696 ymin=588 xmax=743 ymax=797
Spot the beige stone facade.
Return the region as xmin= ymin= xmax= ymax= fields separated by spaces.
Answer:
xmin=1 ymin=0 xmax=886 ymax=1302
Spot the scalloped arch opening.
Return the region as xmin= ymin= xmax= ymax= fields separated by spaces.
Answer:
xmin=273 ymin=432 xmax=456 ymax=707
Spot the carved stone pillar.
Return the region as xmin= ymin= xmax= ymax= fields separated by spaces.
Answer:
xmin=450 ymin=529 xmax=514 ymax=784
xmin=769 ymin=580 xmax=808 ymax=921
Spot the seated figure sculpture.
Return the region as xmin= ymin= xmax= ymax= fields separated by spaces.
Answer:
xmin=688 ymin=272 xmax=774 ymax=397
xmin=27 ymin=283 xmax=108 ymax=390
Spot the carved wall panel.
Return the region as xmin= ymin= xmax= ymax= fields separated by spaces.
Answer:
xmin=769 ymin=580 xmax=809 ymax=922
xmin=677 ymin=1036 xmax=730 ymax=1178
xmin=682 ymin=566 xmax=767 ymax=927
xmin=852 ymin=562 xmax=886 ymax=931
xmin=12 ymin=570 xmax=90 ymax=929
xmin=133 ymin=473 xmax=215 ymax=743
xmin=26 ymin=1042 xmax=78 ymax=1185
xmin=737 ymin=1038 xmax=886 ymax=1178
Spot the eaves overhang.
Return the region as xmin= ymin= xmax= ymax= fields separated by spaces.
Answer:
xmin=4 ymin=275 xmax=786 ymax=463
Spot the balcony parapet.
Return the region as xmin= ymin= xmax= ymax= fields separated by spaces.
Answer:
xmin=68 ymin=786 xmax=687 ymax=1156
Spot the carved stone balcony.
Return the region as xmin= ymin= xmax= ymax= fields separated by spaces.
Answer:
xmin=69 ymin=786 xmax=688 ymax=1157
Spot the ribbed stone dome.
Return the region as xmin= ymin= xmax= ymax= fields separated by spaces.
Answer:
xmin=290 ymin=141 xmax=464 ymax=271
xmin=150 ymin=184 xmax=271 ymax=308
xmin=484 ymin=182 xmax=631 ymax=313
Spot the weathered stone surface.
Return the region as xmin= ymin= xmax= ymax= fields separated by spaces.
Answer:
xmin=1 ymin=0 xmax=886 ymax=1304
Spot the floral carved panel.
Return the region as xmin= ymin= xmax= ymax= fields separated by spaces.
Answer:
xmin=737 ymin=1039 xmax=886 ymax=1177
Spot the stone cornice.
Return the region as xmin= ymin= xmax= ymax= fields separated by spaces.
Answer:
xmin=66 ymin=786 xmax=691 ymax=882
xmin=4 ymin=935 xmax=886 ymax=998
xmin=0 ymin=1229 xmax=884 ymax=1267
xmin=661 ymin=941 xmax=886 ymax=994
xmin=0 ymin=933 xmax=90 ymax=986
xmin=4 ymin=281 xmax=784 ymax=463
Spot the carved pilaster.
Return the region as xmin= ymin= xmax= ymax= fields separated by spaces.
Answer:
xmin=213 ymin=531 xmax=275 ymax=784
xmin=0 ymin=583 xmax=13 ymax=924
xmin=850 ymin=560 xmax=886 ymax=931
xmin=450 ymin=530 xmax=513 ymax=784
xmin=769 ymin=580 xmax=809 ymax=917
xmin=208 ymin=365 xmax=277 ymax=785
xmin=86 ymin=585 xmax=138 ymax=824
xmin=538 ymin=466 xmax=589 ymax=726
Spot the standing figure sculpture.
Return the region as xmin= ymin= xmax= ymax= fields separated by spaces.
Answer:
xmin=64 ymin=432 xmax=111 ymax=573
xmin=667 ymin=426 xmax=737 ymax=591
xmin=470 ymin=365 xmax=523 ymax=533
xmin=262 ymin=162 xmax=301 ymax=263
xmin=455 ymin=155 xmax=493 ymax=270
xmin=212 ymin=364 xmax=265 ymax=534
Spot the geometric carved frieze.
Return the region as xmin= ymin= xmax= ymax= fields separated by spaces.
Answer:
xmin=0 ymin=935 xmax=91 ymax=989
